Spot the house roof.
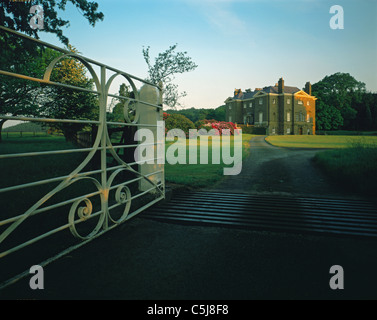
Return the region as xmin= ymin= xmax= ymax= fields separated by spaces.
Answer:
xmin=231 ymin=85 xmax=301 ymax=100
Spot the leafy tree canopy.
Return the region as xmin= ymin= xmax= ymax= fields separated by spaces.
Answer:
xmin=165 ymin=105 xmax=226 ymax=123
xmin=143 ymin=44 xmax=198 ymax=109
xmin=312 ymin=72 xmax=374 ymax=131
xmin=0 ymin=0 xmax=104 ymax=45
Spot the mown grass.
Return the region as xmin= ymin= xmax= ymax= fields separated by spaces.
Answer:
xmin=266 ymin=135 xmax=377 ymax=149
xmin=0 ymin=133 xmax=255 ymax=209
xmin=0 ymin=135 xmax=91 ymax=221
xmin=165 ymin=134 xmax=255 ymax=188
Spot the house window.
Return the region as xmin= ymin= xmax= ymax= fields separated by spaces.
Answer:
xmin=229 ymin=116 xmax=232 ymax=122
xmin=307 ymin=114 xmax=310 ymax=122
xmin=272 ymin=99 xmax=276 ymax=104
xmin=259 ymin=112 xmax=263 ymax=123
xmin=287 ymin=112 xmax=291 ymax=122
xmin=272 ymin=128 xmax=276 ymax=134
xmin=287 ymin=128 xmax=291 ymax=134
xmin=307 ymin=101 xmax=310 ymax=106
xmin=287 ymin=99 xmax=291 ymax=104
xmin=249 ymin=102 xmax=252 ymax=108
xmin=244 ymin=105 xmax=246 ymax=109
xmin=259 ymin=98 xmax=263 ymax=105
xmin=298 ymin=100 xmax=303 ymax=105
xmin=229 ymin=105 xmax=232 ymax=110
xmin=295 ymin=113 xmax=299 ymax=122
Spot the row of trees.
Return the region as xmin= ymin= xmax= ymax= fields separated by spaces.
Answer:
xmin=165 ymin=106 xmax=226 ymax=123
xmin=312 ymin=73 xmax=377 ymax=131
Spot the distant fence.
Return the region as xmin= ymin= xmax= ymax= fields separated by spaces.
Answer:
xmin=1 ymin=131 xmax=49 ymax=138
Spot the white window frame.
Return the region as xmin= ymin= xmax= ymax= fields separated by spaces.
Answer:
xmin=287 ymin=112 xmax=291 ymax=122
xmin=298 ymin=100 xmax=303 ymax=105
xmin=259 ymin=98 xmax=263 ymax=105
xmin=287 ymin=127 xmax=291 ymax=134
xmin=259 ymin=112 xmax=263 ymax=123
xmin=287 ymin=99 xmax=291 ymax=105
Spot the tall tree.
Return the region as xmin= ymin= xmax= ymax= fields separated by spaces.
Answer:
xmin=0 ymin=32 xmax=59 ymax=142
xmin=45 ymin=45 xmax=98 ymax=142
xmin=0 ymin=0 xmax=103 ymax=141
xmin=0 ymin=0 xmax=104 ymax=45
xmin=315 ymin=101 xmax=343 ymax=131
xmin=312 ymin=72 xmax=366 ymax=131
xmin=142 ymin=44 xmax=198 ymax=109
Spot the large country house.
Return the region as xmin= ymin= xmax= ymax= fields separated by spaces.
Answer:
xmin=225 ymin=78 xmax=316 ymax=135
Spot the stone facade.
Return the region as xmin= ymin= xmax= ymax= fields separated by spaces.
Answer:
xmin=225 ymin=78 xmax=317 ymax=135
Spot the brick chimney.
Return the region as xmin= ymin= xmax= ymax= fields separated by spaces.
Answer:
xmin=234 ymin=89 xmax=242 ymax=97
xmin=305 ymin=82 xmax=312 ymax=96
xmin=278 ymin=77 xmax=284 ymax=94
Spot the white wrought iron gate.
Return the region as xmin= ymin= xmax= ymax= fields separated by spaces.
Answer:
xmin=0 ymin=26 xmax=165 ymax=288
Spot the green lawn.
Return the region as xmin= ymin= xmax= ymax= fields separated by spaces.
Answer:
xmin=165 ymin=134 xmax=255 ymax=188
xmin=0 ymin=134 xmax=255 ymax=215
xmin=0 ymin=135 xmax=91 ymax=220
xmin=266 ymin=135 xmax=377 ymax=149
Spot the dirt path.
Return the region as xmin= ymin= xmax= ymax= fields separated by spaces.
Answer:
xmin=211 ymin=136 xmax=358 ymax=199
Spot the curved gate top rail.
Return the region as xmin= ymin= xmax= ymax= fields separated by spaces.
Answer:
xmin=0 ymin=26 xmax=165 ymax=282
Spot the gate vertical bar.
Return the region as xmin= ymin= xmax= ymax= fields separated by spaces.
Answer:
xmin=100 ymin=65 xmax=109 ymax=230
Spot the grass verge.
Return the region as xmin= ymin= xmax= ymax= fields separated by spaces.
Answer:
xmin=266 ymin=135 xmax=377 ymax=149
xmin=313 ymin=140 xmax=377 ymax=196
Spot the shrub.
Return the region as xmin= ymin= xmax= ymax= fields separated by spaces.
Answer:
xmin=195 ymin=119 xmax=237 ymax=135
xmin=165 ymin=114 xmax=196 ymax=137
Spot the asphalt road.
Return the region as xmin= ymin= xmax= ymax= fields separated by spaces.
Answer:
xmin=1 ymin=136 xmax=376 ymax=300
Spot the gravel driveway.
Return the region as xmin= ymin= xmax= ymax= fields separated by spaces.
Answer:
xmin=211 ymin=136 xmax=360 ymax=199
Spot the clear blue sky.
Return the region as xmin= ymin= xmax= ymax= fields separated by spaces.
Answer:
xmin=38 ymin=0 xmax=377 ymax=109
